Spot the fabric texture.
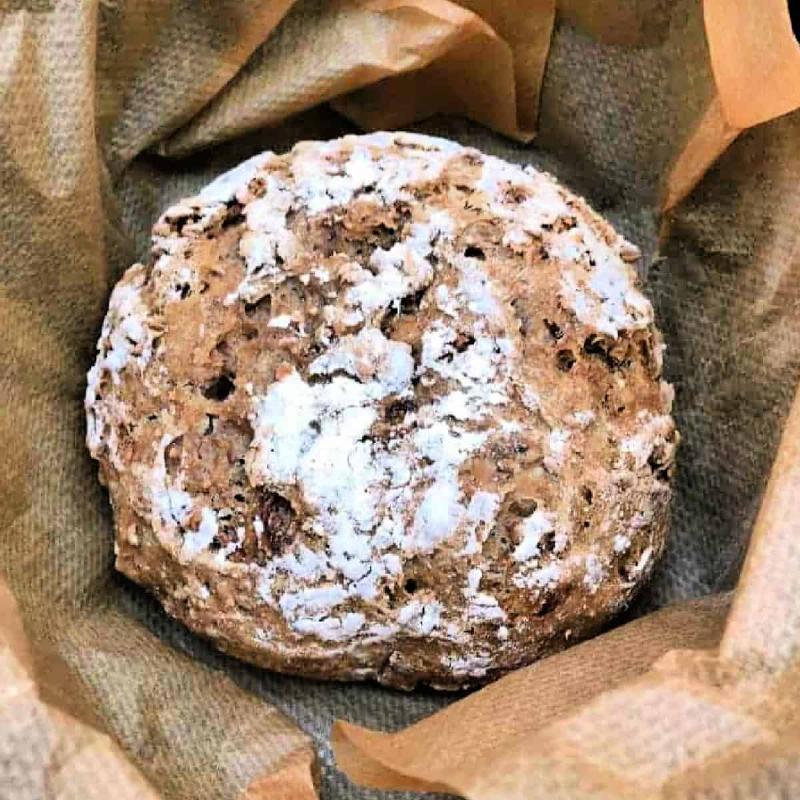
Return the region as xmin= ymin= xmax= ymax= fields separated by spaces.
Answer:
xmin=1 ymin=1 xmax=799 ymax=798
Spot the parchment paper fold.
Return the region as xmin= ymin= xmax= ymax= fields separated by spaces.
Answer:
xmin=1 ymin=2 xmax=800 ymax=799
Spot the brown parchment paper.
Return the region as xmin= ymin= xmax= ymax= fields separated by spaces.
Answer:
xmin=2 ymin=2 xmax=800 ymax=799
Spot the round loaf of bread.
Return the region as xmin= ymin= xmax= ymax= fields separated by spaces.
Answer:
xmin=86 ymin=132 xmax=677 ymax=689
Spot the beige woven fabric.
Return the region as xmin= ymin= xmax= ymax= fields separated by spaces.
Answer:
xmin=1 ymin=2 xmax=799 ymax=799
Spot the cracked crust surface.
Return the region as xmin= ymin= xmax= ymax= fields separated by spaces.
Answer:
xmin=86 ymin=132 xmax=678 ymax=689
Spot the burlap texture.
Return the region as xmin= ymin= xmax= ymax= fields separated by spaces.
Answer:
xmin=1 ymin=1 xmax=799 ymax=799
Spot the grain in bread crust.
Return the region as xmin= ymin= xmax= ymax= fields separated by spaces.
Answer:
xmin=86 ymin=132 xmax=678 ymax=689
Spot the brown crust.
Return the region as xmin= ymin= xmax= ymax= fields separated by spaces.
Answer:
xmin=86 ymin=132 xmax=677 ymax=689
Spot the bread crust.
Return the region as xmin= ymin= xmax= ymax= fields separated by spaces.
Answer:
xmin=86 ymin=132 xmax=677 ymax=689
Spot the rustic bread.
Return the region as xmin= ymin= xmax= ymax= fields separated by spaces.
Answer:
xmin=86 ymin=132 xmax=677 ymax=689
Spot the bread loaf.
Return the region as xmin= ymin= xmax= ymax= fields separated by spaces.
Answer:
xmin=86 ymin=132 xmax=677 ymax=689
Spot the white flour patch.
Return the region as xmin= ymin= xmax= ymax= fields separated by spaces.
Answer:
xmin=619 ymin=413 xmax=675 ymax=469
xmin=513 ymin=509 xmax=556 ymax=562
xmin=398 ymin=600 xmax=443 ymax=635
xmin=546 ymin=428 xmax=571 ymax=470
xmin=180 ymin=507 xmax=218 ymax=562
xmin=85 ymin=268 xmax=153 ymax=460
xmin=446 ymin=653 xmax=493 ymax=677
xmin=613 ymin=534 xmax=632 ymax=553
xmin=513 ymin=562 xmax=562 ymax=590
xmin=583 ymin=553 xmax=606 ymax=592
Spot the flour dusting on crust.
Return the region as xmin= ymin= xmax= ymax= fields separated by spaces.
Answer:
xmin=86 ymin=132 xmax=677 ymax=689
